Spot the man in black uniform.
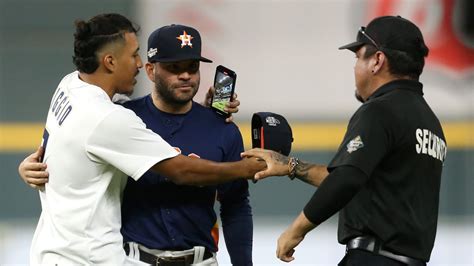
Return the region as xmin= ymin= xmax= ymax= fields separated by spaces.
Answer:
xmin=243 ymin=15 xmax=447 ymax=265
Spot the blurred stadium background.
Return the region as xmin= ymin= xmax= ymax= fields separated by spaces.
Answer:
xmin=0 ymin=0 xmax=472 ymax=265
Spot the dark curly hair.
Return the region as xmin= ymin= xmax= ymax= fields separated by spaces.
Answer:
xmin=73 ymin=13 xmax=140 ymax=73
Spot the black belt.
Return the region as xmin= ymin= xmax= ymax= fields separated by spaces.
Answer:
xmin=124 ymin=244 xmax=213 ymax=266
xmin=346 ymin=236 xmax=425 ymax=266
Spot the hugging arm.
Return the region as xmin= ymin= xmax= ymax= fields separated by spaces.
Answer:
xmin=18 ymin=147 xmax=49 ymax=190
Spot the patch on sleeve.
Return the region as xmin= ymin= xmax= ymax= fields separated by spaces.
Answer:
xmin=346 ymin=135 xmax=364 ymax=153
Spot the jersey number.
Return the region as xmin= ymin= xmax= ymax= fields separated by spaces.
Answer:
xmin=40 ymin=128 xmax=50 ymax=163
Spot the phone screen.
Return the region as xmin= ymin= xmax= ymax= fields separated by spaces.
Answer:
xmin=211 ymin=65 xmax=236 ymax=117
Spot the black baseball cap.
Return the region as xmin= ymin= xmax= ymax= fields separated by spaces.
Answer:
xmin=147 ymin=24 xmax=212 ymax=63
xmin=251 ymin=112 xmax=293 ymax=156
xmin=339 ymin=16 xmax=428 ymax=57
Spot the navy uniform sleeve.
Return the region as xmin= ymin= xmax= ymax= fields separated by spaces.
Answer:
xmin=328 ymin=102 xmax=393 ymax=176
xmin=217 ymin=124 xmax=253 ymax=265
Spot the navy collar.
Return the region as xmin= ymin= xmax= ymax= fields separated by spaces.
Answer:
xmin=367 ymin=79 xmax=423 ymax=101
xmin=145 ymin=94 xmax=196 ymax=117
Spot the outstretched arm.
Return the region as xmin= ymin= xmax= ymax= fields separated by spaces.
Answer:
xmin=241 ymin=148 xmax=329 ymax=187
xmin=19 ymin=149 xmax=266 ymax=188
xmin=151 ymin=155 xmax=265 ymax=186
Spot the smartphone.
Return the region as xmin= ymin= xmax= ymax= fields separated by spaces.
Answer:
xmin=211 ymin=65 xmax=237 ymax=117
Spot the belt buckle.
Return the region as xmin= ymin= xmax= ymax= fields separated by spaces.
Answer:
xmin=156 ymin=255 xmax=193 ymax=266
xmin=347 ymin=236 xmax=423 ymax=265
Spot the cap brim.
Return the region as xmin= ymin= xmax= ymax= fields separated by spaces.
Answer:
xmin=149 ymin=55 xmax=213 ymax=63
xmin=338 ymin=41 xmax=365 ymax=52
xmin=199 ymin=56 xmax=213 ymax=63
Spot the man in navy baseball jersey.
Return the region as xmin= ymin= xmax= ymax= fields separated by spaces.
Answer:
xmin=20 ymin=24 xmax=251 ymax=266
xmin=120 ymin=25 xmax=252 ymax=265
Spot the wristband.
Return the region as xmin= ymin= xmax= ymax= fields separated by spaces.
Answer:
xmin=288 ymin=157 xmax=299 ymax=180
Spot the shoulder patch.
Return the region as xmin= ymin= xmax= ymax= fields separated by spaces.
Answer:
xmin=346 ymin=135 xmax=364 ymax=153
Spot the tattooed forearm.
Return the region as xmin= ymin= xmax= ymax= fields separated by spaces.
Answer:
xmin=295 ymin=160 xmax=312 ymax=181
xmin=294 ymin=160 xmax=329 ymax=187
xmin=273 ymin=152 xmax=290 ymax=167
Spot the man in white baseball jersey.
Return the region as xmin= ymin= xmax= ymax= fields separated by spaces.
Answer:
xmin=29 ymin=13 xmax=264 ymax=265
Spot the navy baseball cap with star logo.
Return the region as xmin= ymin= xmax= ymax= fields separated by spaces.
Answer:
xmin=147 ymin=24 xmax=212 ymax=63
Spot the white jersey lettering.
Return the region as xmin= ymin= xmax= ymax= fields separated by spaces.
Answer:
xmin=415 ymin=128 xmax=446 ymax=162
xmin=415 ymin=128 xmax=423 ymax=153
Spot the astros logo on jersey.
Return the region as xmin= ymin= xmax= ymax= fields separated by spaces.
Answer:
xmin=176 ymin=30 xmax=193 ymax=48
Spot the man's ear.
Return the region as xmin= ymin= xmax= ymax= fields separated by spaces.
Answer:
xmin=145 ymin=62 xmax=156 ymax=82
xmin=372 ymin=51 xmax=386 ymax=74
xmin=102 ymin=54 xmax=116 ymax=73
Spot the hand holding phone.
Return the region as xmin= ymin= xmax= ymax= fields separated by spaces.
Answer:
xmin=211 ymin=65 xmax=237 ymax=117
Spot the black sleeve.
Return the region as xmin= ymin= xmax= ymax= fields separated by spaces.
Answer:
xmin=303 ymin=165 xmax=368 ymax=225
xmin=328 ymin=102 xmax=393 ymax=176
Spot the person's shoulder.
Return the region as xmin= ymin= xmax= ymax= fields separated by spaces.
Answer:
xmin=191 ymin=101 xmax=222 ymax=121
xmin=190 ymin=102 xmax=241 ymax=131
xmin=121 ymin=94 xmax=149 ymax=110
xmin=356 ymin=98 xmax=394 ymax=121
xmin=60 ymin=70 xmax=81 ymax=82
xmin=191 ymin=101 xmax=212 ymax=113
xmin=361 ymin=98 xmax=387 ymax=110
xmin=97 ymin=103 xmax=143 ymax=128
xmin=75 ymin=101 xmax=137 ymax=137
xmin=59 ymin=71 xmax=78 ymax=84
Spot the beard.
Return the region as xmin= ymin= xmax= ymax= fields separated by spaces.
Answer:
xmin=154 ymin=75 xmax=199 ymax=106
xmin=354 ymin=90 xmax=365 ymax=103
